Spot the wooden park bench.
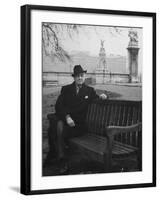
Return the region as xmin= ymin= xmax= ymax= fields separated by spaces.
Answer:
xmin=47 ymin=99 xmax=142 ymax=172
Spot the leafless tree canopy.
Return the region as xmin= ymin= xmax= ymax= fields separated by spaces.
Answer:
xmin=42 ymin=23 xmax=123 ymax=63
xmin=42 ymin=23 xmax=82 ymax=62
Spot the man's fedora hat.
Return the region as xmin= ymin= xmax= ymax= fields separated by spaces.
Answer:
xmin=72 ymin=65 xmax=87 ymax=77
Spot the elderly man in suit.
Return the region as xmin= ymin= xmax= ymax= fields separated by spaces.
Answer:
xmin=46 ymin=65 xmax=107 ymax=172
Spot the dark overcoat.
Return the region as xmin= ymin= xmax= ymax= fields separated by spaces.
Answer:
xmin=55 ymin=82 xmax=98 ymax=125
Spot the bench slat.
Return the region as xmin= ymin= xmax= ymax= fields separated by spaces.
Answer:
xmin=114 ymin=141 xmax=138 ymax=152
xmin=70 ymin=134 xmax=107 ymax=155
xmin=69 ymin=134 xmax=138 ymax=161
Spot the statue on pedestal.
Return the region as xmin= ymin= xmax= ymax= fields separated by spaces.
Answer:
xmin=101 ymin=40 xmax=105 ymax=48
xmin=127 ymin=29 xmax=139 ymax=82
xmin=97 ymin=40 xmax=108 ymax=72
xmin=95 ymin=40 xmax=109 ymax=84
xmin=128 ymin=29 xmax=138 ymax=47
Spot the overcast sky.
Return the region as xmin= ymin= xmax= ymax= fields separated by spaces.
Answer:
xmin=58 ymin=25 xmax=142 ymax=57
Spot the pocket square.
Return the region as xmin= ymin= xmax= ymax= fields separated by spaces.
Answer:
xmin=85 ymin=96 xmax=88 ymax=99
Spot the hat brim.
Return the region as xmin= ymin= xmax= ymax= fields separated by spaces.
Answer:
xmin=72 ymin=70 xmax=87 ymax=77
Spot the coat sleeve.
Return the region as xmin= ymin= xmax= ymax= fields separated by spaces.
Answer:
xmin=90 ymin=87 xmax=99 ymax=100
xmin=55 ymin=87 xmax=70 ymax=120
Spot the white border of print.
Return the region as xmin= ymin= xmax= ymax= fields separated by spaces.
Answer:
xmin=31 ymin=10 xmax=153 ymax=190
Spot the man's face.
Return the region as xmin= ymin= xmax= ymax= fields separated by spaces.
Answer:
xmin=74 ymin=73 xmax=85 ymax=85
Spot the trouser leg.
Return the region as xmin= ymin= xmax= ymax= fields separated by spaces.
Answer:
xmin=48 ymin=117 xmax=86 ymax=160
xmin=47 ymin=116 xmax=69 ymax=160
xmin=48 ymin=124 xmax=57 ymax=156
xmin=56 ymin=120 xmax=68 ymax=160
xmin=56 ymin=120 xmax=83 ymax=160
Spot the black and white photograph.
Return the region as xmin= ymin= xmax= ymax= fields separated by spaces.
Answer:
xmin=20 ymin=5 xmax=156 ymax=194
xmin=42 ymin=23 xmax=143 ymax=176
xmin=1 ymin=0 xmax=160 ymax=198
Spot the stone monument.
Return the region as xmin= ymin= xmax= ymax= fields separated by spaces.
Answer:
xmin=127 ymin=29 xmax=139 ymax=83
xmin=96 ymin=40 xmax=109 ymax=83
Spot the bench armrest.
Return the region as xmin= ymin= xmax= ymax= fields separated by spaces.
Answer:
xmin=103 ymin=122 xmax=142 ymax=171
xmin=105 ymin=122 xmax=142 ymax=137
xmin=47 ymin=113 xmax=57 ymax=120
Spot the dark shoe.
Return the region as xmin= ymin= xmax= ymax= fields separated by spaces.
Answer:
xmin=43 ymin=152 xmax=57 ymax=168
xmin=58 ymin=158 xmax=69 ymax=175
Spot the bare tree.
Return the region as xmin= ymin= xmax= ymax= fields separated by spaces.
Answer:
xmin=42 ymin=23 xmax=82 ymax=62
xmin=42 ymin=23 xmax=123 ymax=63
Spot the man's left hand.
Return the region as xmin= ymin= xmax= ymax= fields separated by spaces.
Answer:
xmin=99 ymin=93 xmax=107 ymax=100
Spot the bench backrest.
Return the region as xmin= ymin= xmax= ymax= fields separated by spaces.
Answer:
xmin=85 ymin=99 xmax=142 ymax=147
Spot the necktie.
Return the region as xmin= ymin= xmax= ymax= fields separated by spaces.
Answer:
xmin=76 ymin=85 xmax=81 ymax=95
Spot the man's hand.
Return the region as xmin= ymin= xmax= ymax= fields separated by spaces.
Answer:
xmin=99 ymin=93 xmax=107 ymax=100
xmin=66 ymin=115 xmax=75 ymax=127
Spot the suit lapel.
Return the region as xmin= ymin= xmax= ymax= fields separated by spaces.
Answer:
xmin=78 ymin=83 xmax=87 ymax=97
xmin=70 ymin=82 xmax=87 ymax=97
xmin=70 ymin=82 xmax=77 ymax=96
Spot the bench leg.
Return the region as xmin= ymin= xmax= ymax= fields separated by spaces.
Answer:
xmin=56 ymin=120 xmax=67 ymax=160
xmin=104 ymin=153 xmax=112 ymax=172
xmin=47 ymin=116 xmax=68 ymax=160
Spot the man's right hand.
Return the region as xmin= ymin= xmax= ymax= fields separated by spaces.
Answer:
xmin=66 ymin=115 xmax=75 ymax=127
